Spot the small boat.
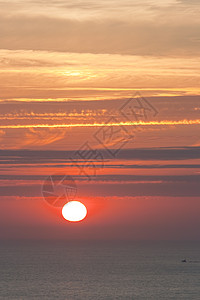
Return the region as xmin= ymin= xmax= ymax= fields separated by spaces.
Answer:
xmin=181 ymin=259 xmax=187 ymax=263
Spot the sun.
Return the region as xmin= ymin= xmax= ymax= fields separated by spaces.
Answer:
xmin=62 ymin=201 xmax=87 ymax=222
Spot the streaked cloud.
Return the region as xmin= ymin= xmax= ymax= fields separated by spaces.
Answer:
xmin=0 ymin=119 xmax=200 ymax=129
xmin=1 ymin=146 xmax=200 ymax=162
xmin=1 ymin=50 xmax=200 ymax=104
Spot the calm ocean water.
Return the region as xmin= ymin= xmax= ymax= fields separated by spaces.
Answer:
xmin=0 ymin=241 xmax=199 ymax=299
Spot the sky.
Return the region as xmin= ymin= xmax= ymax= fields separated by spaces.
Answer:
xmin=0 ymin=0 xmax=200 ymax=241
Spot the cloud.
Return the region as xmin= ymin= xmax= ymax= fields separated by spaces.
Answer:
xmin=0 ymin=173 xmax=200 ymax=183
xmin=1 ymin=2 xmax=200 ymax=56
xmin=23 ymin=128 xmax=68 ymax=147
xmin=0 ymin=0 xmax=180 ymax=21
xmin=0 ymin=128 xmax=68 ymax=149
xmin=1 ymin=119 xmax=200 ymax=129
xmin=178 ymin=0 xmax=200 ymax=4
xmin=0 ymin=146 xmax=200 ymax=162
xmin=0 ymin=179 xmax=199 ymax=197
xmin=1 ymin=50 xmax=200 ymax=105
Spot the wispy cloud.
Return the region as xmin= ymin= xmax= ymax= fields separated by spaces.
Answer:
xmin=1 ymin=50 xmax=200 ymax=105
xmin=0 ymin=119 xmax=200 ymax=129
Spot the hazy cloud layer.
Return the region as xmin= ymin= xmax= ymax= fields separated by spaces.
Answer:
xmin=1 ymin=146 xmax=200 ymax=161
xmin=1 ymin=1 xmax=200 ymax=55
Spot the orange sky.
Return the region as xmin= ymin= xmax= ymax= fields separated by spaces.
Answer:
xmin=0 ymin=0 xmax=200 ymax=241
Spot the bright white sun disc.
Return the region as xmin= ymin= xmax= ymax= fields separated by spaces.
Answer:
xmin=62 ymin=201 xmax=87 ymax=222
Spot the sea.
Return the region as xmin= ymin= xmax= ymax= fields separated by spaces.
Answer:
xmin=0 ymin=241 xmax=199 ymax=300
